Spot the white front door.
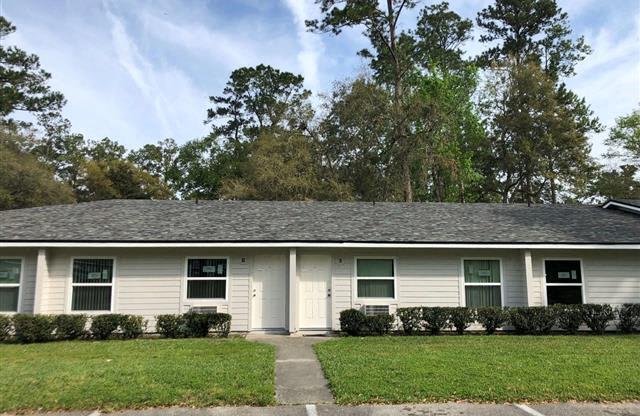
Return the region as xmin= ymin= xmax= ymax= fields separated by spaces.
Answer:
xmin=299 ymin=254 xmax=332 ymax=329
xmin=252 ymin=254 xmax=286 ymax=329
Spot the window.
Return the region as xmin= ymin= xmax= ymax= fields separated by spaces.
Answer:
xmin=186 ymin=258 xmax=227 ymax=299
xmin=463 ymin=259 xmax=502 ymax=307
xmin=0 ymin=258 xmax=21 ymax=312
xmin=72 ymin=259 xmax=114 ymax=311
xmin=545 ymin=260 xmax=583 ymax=305
xmin=356 ymin=258 xmax=395 ymax=298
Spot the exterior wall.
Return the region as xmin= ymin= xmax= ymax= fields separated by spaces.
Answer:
xmin=0 ymin=248 xmax=38 ymax=313
xmin=531 ymin=249 xmax=640 ymax=306
xmin=1 ymin=246 xmax=639 ymax=332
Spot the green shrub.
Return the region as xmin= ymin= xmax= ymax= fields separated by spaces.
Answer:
xmin=13 ymin=314 xmax=55 ymax=343
xmin=210 ymin=313 xmax=232 ymax=337
xmin=339 ymin=309 xmax=367 ymax=336
xmin=0 ymin=315 xmax=12 ymax=341
xmin=396 ymin=307 xmax=423 ymax=335
xmin=476 ymin=307 xmax=506 ymax=335
xmin=617 ymin=304 xmax=640 ymax=333
xmin=183 ymin=312 xmax=213 ymax=337
xmin=448 ymin=307 xmax=475 ymax=335
xmin=90 ymin=314 xmax=124 ymax=340
xmin=155 ymin=314 xmax=186 ymax=338
xmin=365 ymin=314 xmax=395 ymax=335
xmin=121 ymin=315 xmax=146 ymax=339
xmin=508 ymin=307 xmax=557 ymax=335
xmin=553 ymin=304 xmax=584 ymax=334
xmin=54 ymin=314 xmax=87 ymax=340
xmin=582 ymin=304 xmax=615 ymax=335
xmin=422 ymin=307 xmax=450 ymax=335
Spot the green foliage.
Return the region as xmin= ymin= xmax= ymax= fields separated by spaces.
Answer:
xmin=476 ymin=307 xmax=506 ymax=334
xmin=448 ymin=307 xmax=475 ymax=334
xmin=0 ymin=17 xmax=65 ymax=125
xmin=210 ymin=313 xmax=232 ymax=338
xmin=507 ymin=306 xmax=557 ymax=335
xmin=0 ymin=128 xmax=76 ymax=210
xmin=396 ymin=307 xmax=423 ymax=335
xmin=590 ymin=165 xmax=640 ymax=200
xmin=553 ymin=304 xmax=584 ymax=334
xmin=421 ymin=307 xmax=450 ymax=335
xmin=155 ymin=314 xmax=186 ymax=338
xmin=617 ymin=304 xmax=640 ymax=334
xmin=183 ymin=312 xmax=212 ymax=338
xmin=581 ymin=304 xmax=615 ymax=335
xmin=365 ymin=314 xmax=395 ymax=336
xmin=121 ymin=315 xmax=147 ymax=339
xmin=0 ymin=315 xmax=12 ymax=341
xmin=339 ymin=309 xmax=367 ymax=336
xmin=476 ymin=0 xmax=590 ymax=79
xmin=12 ymin=314 xmax=55 ymax=343
xmin=90 ymin=314 xmax=124 ymax=340
xmin=54 ymin=314 xmax=87 ymax=340
xmin=605 ymin=107 xmax=640 ymax=164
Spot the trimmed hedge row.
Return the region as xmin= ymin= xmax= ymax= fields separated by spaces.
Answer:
xmin=340 ymin=304 xmax=640 ymax=336
xmin=155 ymin=312 xmax=231 ymax=338
xmin=0 ymin=314 xmax=147 ymax=343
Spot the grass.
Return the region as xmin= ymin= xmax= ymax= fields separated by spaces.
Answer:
xmin=314 ymin=335 xmax=640 ymax=404
xmin=0 ymin=338 xmax=275 ymax=412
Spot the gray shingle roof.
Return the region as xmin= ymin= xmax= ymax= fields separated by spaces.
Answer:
xmin=1 ymin=200 xmax=639 ymax=244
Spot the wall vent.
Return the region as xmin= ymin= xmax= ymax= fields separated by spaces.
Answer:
xmin=189 ymin=306 xmax=217 ymax=314
xmin=363 ymin=305 xmax=390 ymax=316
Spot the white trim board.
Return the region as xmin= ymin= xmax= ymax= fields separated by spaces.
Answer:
xmin=602 ymin=201 xmax=640 ymax=214
xmin=2 ymin=242 xmax=639 ymax=249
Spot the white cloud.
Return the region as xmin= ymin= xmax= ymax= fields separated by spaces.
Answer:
xmin=282 ymin=0 xmax=325 ymax=92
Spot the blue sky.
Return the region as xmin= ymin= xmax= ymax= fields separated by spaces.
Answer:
xmin=3 ymin=0 xmax=639 ymax=159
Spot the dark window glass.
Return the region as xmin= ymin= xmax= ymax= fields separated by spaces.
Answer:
xmin=0 ymin=259 xmax=21 ymax=284
xmin=464 ymin=260 xmax=500 ymax=283
xmin=72 ymin=286 xmax=111 ymax=311
xmin=0 ymin=287 xmax=19 ymax=312
xmin=357 ymin=279 xmax=394 ymax=298
xmin=545 ymin=260 xmax=582 ymax=284
xmin=73 ymin=259 xmax=113 ymax=283
xmin=465 ymin=286 xmax=502 ymax=307
xmin=547 ymin=286 xmax=582 ymax=305
xmin=187 ymin=259 xmax=227 ymax=277
xmin=187 ymin=280 xmax=226 ymax=299
xmin=357 ymin=259 xmax=394 ymax=277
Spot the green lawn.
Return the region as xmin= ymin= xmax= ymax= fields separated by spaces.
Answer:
xmin=314 ymin=335 xmax=640 ymax=404
xmin=0 ymin=338 xmax=275 ymax=412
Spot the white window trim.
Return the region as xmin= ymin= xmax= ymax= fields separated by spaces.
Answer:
xmin=542 ymin=258 xmax=586 ymax=306
xmin=67 ymin=257 xmax=117 ymax=314
xmin=353 ymin=256 xmax=397 ymax=301
xmin=183 ymin=256 xmax=229 ymax=304
xmin=460 ymin=258 xmax=504 ymax=307
xmin=0 ymin=256 xmax=24 ymax=314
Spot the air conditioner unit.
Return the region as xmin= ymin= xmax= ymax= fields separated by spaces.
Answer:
xmin=363 ymin=305 xmax=390 ymax=316
xmin=189 ymin=306 xmax=217 ymax=314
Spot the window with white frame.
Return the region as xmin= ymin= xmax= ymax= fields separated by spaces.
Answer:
xmin=545 ymin=260 xmax=583 ymax=305
xmin=463 ymin=259 xmax=502 ymax=307
xmin=72 ymin=259 xmax=114 ymax=311
xmin=186 ymin=258 xmax=227 ymax=299
xmin=0 ymin=258 xmax=21 ymax=312
xmin=356 ymin=258 xmax=395 ymax=298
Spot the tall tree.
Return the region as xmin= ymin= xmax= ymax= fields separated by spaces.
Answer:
xmin=479 ymin=60 xmax=595 ymax=203
xmin=128 ymin=138 xmax=181 ymax=194
xmin=0 ymin=17 xmax=65 ymax=126
xmin=476 ymin=0 xmax=590 ymax=79
xmin=605 ymin=108 xmax=640 ymax=165
xmin=0 ymin=126 xmax=75 ymax=210
xmin=307 ymin=0 xmax=419 ymax=201
xmin=590 ymin=165 xmax=640 ymax=201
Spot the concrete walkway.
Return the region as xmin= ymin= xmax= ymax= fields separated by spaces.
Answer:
xmin=246 ymin=335 xmax=334 ymax=405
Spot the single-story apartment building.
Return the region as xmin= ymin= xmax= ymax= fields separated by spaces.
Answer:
xmin=0 ymin=199 xmax=639 ymax=333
